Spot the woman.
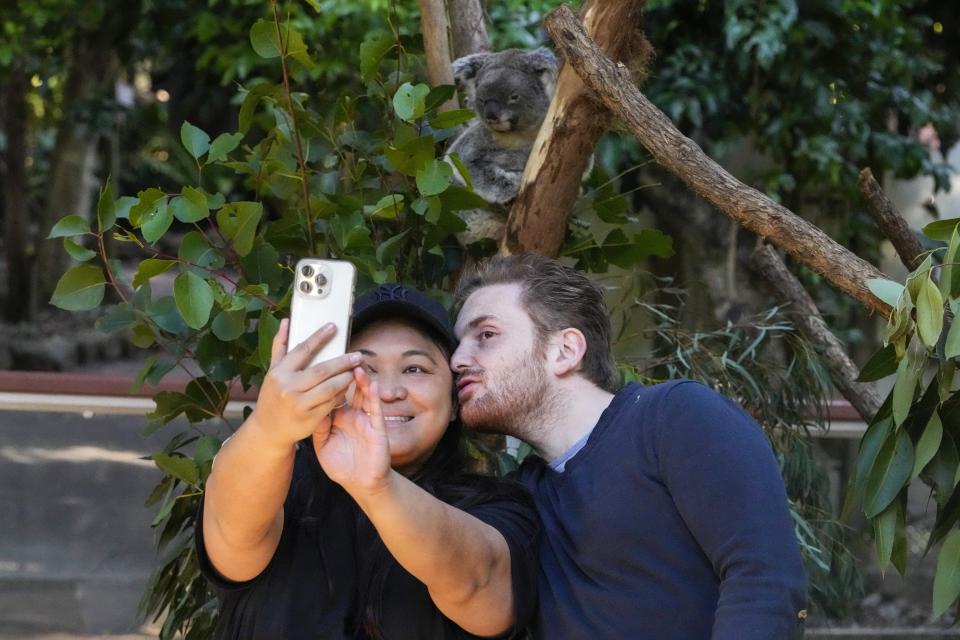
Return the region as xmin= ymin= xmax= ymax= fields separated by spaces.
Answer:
xmin=196 ymin=283 xmax=539 ymax=639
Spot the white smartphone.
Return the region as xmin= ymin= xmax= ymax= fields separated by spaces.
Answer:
xmin=288 ymin=258 xmax=358 ymax=367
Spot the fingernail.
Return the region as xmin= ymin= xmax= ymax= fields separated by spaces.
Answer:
xmin=349 ymin=352 xmax=362 ymax=365
xmin=324 ymin=322 xmax=336 ymax=332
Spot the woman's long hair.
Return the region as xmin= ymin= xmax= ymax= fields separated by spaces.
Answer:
xmin=351 ymin=324 xmax=531 ymax=639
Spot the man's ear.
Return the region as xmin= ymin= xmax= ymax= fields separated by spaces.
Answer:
xmin=452 ymin=52 xmax=491 ymax=109
xmin=549 ymin=328 xmax=588 ymax=377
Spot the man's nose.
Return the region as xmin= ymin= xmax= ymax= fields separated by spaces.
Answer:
xmin=451 ymin=343 xmax=470 ymax=373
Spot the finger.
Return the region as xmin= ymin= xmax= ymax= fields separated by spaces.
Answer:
xmin=349 ymin=369 xmax=365 ymax=412
xmin=293 ymin=352 xmax=363 ymax=392
xmin=299 ymin=370 xmax=355 ymax=412
xmin=282 ymin=323 xmax=336 ymax=371
xmin=269 ymin=319 xmax=290 ymax=370
xmin=364 ymin=380 xmax=386 ymax=432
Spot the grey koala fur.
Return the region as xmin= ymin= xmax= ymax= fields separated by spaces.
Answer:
xmin=445 ymin=47 xmax=560 ymax=245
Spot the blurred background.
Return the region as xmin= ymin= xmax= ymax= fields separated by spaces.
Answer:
xmin=1 ymin=0 xmax=959 ymax=637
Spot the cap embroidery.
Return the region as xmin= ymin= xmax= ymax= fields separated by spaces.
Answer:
xmin=375 ymin=284 xmax=409 ymax=301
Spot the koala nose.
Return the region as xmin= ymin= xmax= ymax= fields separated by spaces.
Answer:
xmin=482 ymin=99 xmax=502 ymax=122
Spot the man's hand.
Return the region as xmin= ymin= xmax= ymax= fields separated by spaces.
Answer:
xmin=314 ymin=367 xmax=394 ymax=495
xmin=248 ymin=318 xmax=362 ymax=446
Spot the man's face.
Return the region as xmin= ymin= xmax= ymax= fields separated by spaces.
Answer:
xmin=451 ymin=283 xmax=550 ymax=434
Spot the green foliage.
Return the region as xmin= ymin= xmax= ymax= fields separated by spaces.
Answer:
xmin=855 ymin=224 xmax=960 ymax=617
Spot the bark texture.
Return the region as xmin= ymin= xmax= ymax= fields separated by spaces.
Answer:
xmin=419 ymin=0 xmax=459 ymax=112
xmin=501 ymin=0 xmax=652 ymax=257
xmin=545 ymin=5 xmax=890 ymax=319
xmin=752 ymin=244 xmax=882 ymax=421
xmin=449 ymin=0 xmax=491 ymax=57
xmin=858 ymin=167 xmax=924 ymax=271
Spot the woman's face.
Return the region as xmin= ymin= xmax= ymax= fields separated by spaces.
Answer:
xmin=349 ymin=319 xmax=454 ymax=475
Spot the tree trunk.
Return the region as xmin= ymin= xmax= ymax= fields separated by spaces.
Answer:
xmin=501 ymin=0 xmax=651 ymax=257
xmin=418 ymin=0 xmax=459 ymax=112
xmin=2 ymin=66 xmax=33 ymax=322
xmin=544 ymin=4 xmax=891 ymax=319
xmin=36 ymin=39 xmax=116 ymax=302
xmin=449 ymin=0 xmax=490 ymax=57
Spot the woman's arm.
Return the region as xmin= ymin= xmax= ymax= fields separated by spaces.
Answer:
xmin=315 ymin=370 xmax=517 ymax=636
xmin=202 ymin=320 xmax=361 ymax=582
xmin=358 ymin=473 xmax=516 ymax=636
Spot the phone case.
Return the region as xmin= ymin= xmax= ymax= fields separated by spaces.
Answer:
xmin=288 ymin=259 xmax=358 ymax=367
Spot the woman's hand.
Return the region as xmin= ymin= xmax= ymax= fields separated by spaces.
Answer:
xmin=247 ymin=318 xmax=362 ymax=446
xmin=313 ymin=367 xmax=394 ymax=495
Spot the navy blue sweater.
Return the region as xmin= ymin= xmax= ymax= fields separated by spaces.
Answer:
xmin=515 ymin=380 xmax=807 ymax=639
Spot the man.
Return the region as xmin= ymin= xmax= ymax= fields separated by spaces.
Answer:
xmin=451 ymin=253 xmax=807 ymax=640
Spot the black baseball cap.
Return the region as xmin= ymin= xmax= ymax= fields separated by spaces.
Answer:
xmin=352 ymin=283 xmax=457 ymax=353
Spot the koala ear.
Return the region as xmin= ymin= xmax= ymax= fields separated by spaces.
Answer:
xmin=452 ymin=52 xmax=492 ymax=109
xmin=526 ymin=47 xmax=560 ymax=96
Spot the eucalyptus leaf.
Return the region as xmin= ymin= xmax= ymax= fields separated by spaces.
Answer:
xmin=447 ymin=152 xmax=473 ymax=190
xmin=932 ymin=530 xmax=960 ymax=618
xmin=916 ymin=273 xmax=945 ymax=348
xmin=50 ymin=265 xmax=106 ymax=311
xmin=141 ymin=199 xmax=173 ymax=244
xmin=48 ymin=215 xmax=90 ymax=239
xmin=393 ymin=82 xmax=430 ymax=121
xmin=429 ymin=109 xmax=475 ymax=129
xmin=874 ymin=499 xmax=898 ymax=575
xmin=153 ymin=454 xmax=199 ymax=486
xmin=217 ymin=201 xmax=263 ymax=257
xmin=171 ymin=187 xmax=209 ymax=223
xmin=207 ymin=133 xmax=244 ymax=163
xmin=211 ymin=309 xmax=247 ymax=341
xmin=857 ymin=344 xmax=898 ymax=382
xmin=97 ymin=181 xmax=116 ymax=231
xmin=863 ymin=427 xmax=914 ymax=518
xmin=180 ymin=121 xmax=211 ymax=160
xmin=913 ymin=411 xmax=944 ymax=480
xmin=179 ymin=231 xmax=225 ymax=275
xmin=63 ymin=238 xmax=96 ymax=262
xmin=376 ymin=230 xmax=409 ymax=266
xmin=133 ymin=259 xmax=176 ymax=289
xmin=923 ymin=219 xmax=960 ymax=242
xmin=359 ymin=32 xmax=393 ymax=83
xmin=173 ymin=272 xmax=215 ymax=330
xmin=258 ymin=309 xmax=280 ymax=370
xmin=892 ymin=347 xmax=921 ymax=427
xmin=416 ymin=159 xmax=452 ymax=197
xmin=867 ymin=278 xmax=905 ymax=308
xmin=941 ymin=226 xmax=960 ymax=299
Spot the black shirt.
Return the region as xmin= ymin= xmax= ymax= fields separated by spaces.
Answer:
xmin=197 ymin=440 xmax=540 ymax=639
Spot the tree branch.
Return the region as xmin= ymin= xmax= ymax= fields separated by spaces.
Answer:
xmin=501 ymin=0 xmax=651 ymax=257
xmin=858 ymin=167 xmax=924 ymax=271
xmin=545 ymin=5 xmax=890 ymax=319
xmin=751 ymin=244 xmax=882 ymax=421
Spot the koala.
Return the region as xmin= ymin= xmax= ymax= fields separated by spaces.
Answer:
xmin=445 ymin=47 xmax=560 ymax=245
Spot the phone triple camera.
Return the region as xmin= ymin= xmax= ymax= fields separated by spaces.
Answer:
xmin=297 ymin=263 xmax=331 ymax=297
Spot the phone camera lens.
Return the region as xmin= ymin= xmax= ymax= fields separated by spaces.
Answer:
xmin=315 ymin=273 xmax=328 ymax=287
xmin=299 ymin=281 xmax=312 ymax=294
xmin=301 ymin=265 xmax=314 ymax=278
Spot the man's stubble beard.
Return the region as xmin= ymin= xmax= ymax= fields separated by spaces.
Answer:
xmin=460 ymin=343 xmax=559 ymax=443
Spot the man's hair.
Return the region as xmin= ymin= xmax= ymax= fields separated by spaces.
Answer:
xmin=455 ymin=253 xmax=621 ymax=393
